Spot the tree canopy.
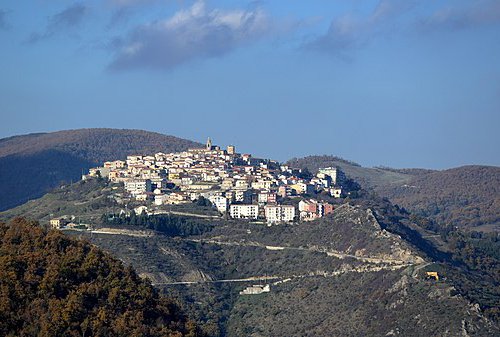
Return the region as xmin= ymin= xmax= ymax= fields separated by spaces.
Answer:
xmin=0 ymin=217 xmax=202 ymax=337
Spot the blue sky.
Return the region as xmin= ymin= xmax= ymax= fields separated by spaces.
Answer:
xmin=0 ymin=0 xmax=499 ymax=169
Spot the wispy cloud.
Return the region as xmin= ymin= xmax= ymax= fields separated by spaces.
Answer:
xmin=418 ymin=0 xmax=500 ymax=32
xmin=303 ymin=0 xmax=415 ymax=57
xmin=303 ymin=0 xmax=500 ymax=58
xmin=108 ymin=0 xmax=271 ymax=71
xmin=28 ymin=3 xmax=88 ymax=43
xmin=0 ymin=9 xmax=9 ymax=30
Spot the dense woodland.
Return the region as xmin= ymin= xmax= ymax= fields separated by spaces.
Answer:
xmin=380 ymin=165 xmax=500 ymax=230
xmin=0 ymin=218 xmax=202 ymax=337
xmin=102 ymin=212 xmax=214 ymax=237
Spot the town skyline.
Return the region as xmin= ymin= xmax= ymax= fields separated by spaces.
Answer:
xmin=81 ymin=137 xmax=344 ymax=226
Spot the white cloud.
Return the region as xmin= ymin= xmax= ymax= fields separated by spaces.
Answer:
xmin=109 ymin=0 xmax=271 ymax=70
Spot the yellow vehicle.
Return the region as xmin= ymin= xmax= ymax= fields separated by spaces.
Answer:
xmin=426 ymin=271 xmax=439 ymax=281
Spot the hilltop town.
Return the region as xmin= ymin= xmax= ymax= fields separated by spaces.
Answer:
xmin=80 ymin=138 xmax=349 ymax=225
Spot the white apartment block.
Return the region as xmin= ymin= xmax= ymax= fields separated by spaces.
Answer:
xmin=264 ymin=205 xmax=295 ymax=224
xmin=230 ymin=204 xmax=259 ymax=219
xmin=124 ymin=179 xmax=152 ymax=195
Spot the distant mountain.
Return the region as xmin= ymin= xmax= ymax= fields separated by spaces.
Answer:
xmin=287 ymin=155 xmax=499 ymax=231
xmin=0 ymin=128 xmax=201 ymax=211
xmin=0 ymin=217 xmax=201 ymax=336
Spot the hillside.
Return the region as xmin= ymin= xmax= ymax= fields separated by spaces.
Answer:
xmin=0 ymin=129 xmax=201 ymax=211
xmin=2 ymin=177 xmax=499 ymax=335
xmin=379 ymin=165 xmax=500 ymax=231
xmin=287 ymin=155 xmax=499 ymax=231
xmin=286 ymin=155 xmax=431 ymax=190
xmin=0 ymin=217 xmax=201 ymax=337
xmin=83 ymin=202 xmax=499 ymax=336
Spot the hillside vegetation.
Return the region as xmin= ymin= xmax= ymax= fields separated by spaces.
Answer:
xmin=0 ymin=217 xmax=201 ymax=337
xmin=288 ymin=155 xmax=499 ymax=231
xmin=286 ymin=155 xmax=426 ymax=190
xmin=83 ymin=204 xmax=500 ymax=336
xmin=0 ymin=129 xmax=200 ymax=211
xmin=2 ymin=176 xmax=499 ymax=335
xmin=379 ymin=165 xmax=500 ymax=231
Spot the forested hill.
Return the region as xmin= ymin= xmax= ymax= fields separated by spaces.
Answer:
xmin=0 ymin=129 xmax=201 ymax=211
xmin=0 ymin=217 xmax=201 ymax=337
xmin=379 ymin=165 xmax=500 ymax=231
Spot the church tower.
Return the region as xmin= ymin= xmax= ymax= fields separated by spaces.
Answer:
xmin=206 ymin=137 xmax=212 ymax=150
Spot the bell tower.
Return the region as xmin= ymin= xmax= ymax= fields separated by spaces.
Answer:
xmin=206 ymin=137 xmax=212 ymax=150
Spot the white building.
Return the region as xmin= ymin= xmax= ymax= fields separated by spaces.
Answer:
xmin=330 ymin=187 xmax=342 ymax=198
xmin=154 ymin=194 xmax=170 ymax=206
xmin=235 ymin=180 xmax=249 ymax=189
xmin=239 ymin=284 xmax=270 ymax=295
xmin=252 ymin=180 xmax=274 ymax=190
xmin=126 ymin=155 xmax=143 ymax=166
xmin=318 ymin=167 xmax=339 ymax=185
xmin=234 ymin=189 xmax=253 ymax=203
xmin=134 ymin=205 xmax=148 ymax=215
xmin=208 ymin=195 xmax=229 ymax=213
xmin=124 ymin=179 xmax=152 ymax=195
xmin=104 ymin=160 xmax=126 ymax=169
xmin=88 ymin=167 xmax=110 ymax=178
xmin=230 ymin=204 xmax=259 ymax=219
xmin=264 ymin=205 xmax=295 ymax=224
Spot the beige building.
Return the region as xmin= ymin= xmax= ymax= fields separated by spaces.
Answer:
xmin=50 ymin=218 xmax=67 ymax=229
xmin=227 ymin=145 xmax=236 ymax=155
xmin=290 ymin=182 xmax=314 ymax=195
